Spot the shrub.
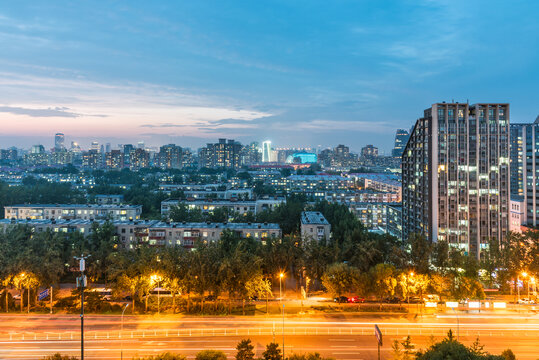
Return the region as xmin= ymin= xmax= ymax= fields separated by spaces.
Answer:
xmin=42 ymin=354 xmax=78 ymax=360
xmin=132 ymin=353 xmax=187 ymax=360
xmin=195 ymin=350 xmax=227 ymax=360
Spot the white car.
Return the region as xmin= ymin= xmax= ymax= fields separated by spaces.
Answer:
xmin=518 ymin=298 xmax=535 ymax=304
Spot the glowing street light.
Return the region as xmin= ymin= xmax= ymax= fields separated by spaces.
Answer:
xmin=279 ymin=273 xmax=284 ymax=303
xmin=150 ymin=274 xmax=162 ymax=315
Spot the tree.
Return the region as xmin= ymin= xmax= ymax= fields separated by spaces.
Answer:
xmin=408 ymin=233 xmax=432 ymax=274
xmin=195 ymin=350 xmax=227 ymax=360
xmin=501 ymin=349 xmax=516 ymax=360
xmin=416 ymin=331 xmax=506 ymax=360
xmin=400 ymin=336 xmax=415 ymax=360
xmin=245 ymin=274 xmax=272 ymax=313
xmin=370 ymin=263 xmax=397 ymax=307
xmin=321 ymin=263 xmax=361 ymax=297
xmin=262 ymin=343 xmax=282 ymax=360
xmin=235 ymin=339 xmax=255 ymax=360
xmin=428 ymin=274 xmax=452 ymax=302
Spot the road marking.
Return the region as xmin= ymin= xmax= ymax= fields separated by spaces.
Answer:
xmin=330 ymin=346 xmax=357 ymax=348
xmin=329 ymin=338 xmax=355 ymax=341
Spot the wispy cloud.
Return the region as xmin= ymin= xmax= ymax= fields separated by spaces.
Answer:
xmin=0 ymin=106 xmax=80 ymax=118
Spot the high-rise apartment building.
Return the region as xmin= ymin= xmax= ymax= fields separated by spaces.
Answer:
xmin=130 ymin=148 xmax=150 ymax=170
xmin=361 ymin=144 xmax=378 ymax=158
xmin=509 ymin=116 xmax=539 ymax=226
xmin=158 ymin=144 xmax=182 ymax=169
xmin=199 ymin=139 xmax=241 ymax=169
xmin=402 ymin=102 xmax=510 ymax=259
xmin=54 ymin=133 xmax=65 ymax=151
xmin=240 ymin=142 xmax=261 ymax=166
xmin=106 ymin=150 xmax=124 ymax=169
xmin=392 ymin=129 xmax=410 ymax=157
xmin=262 ymin=141 xmax=272 ymax=162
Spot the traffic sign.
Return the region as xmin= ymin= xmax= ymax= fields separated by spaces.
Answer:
xmin=38 ymin=288 xmax=49 ymax=301
xmin=374 ymin=324 xmax=383 ymax=346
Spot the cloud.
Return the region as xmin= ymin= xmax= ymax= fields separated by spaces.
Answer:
xmin=0 ymin=106 xmax=81 ymax=118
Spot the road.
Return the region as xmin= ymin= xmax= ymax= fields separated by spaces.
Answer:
xmin=0 ymin=313 xmax=538 ymax=359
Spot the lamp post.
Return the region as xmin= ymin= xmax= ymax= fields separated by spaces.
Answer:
xmin=451 ymin=307 xmax=459 ymax=341
xmin=19 ymin=273 xmax=26 ymax=313
xmin=279 ymin=273 xmax=284 ymax=303
xmin=74 ymin=254 xmax=90 ymax=360
xmin=517 ymin=275 xmax=521 ymax=304
xmin=120 ymin=303 xmax=129 ymax=360
xmin=151 ymin=274 xmax=161 ymax=315
xmin=522 ymin=272 xmax=529 ymax=301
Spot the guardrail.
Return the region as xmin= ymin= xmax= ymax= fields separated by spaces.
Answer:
xmin=2 ymin=325 xmax=539 ymax=342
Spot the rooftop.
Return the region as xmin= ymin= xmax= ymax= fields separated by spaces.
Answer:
xmin=5 ymin=204 xmax=141 ymax=209
xmin=301 ymin=211 xmax=330 ymax=225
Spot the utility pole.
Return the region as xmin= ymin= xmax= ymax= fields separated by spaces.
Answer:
xmin=75 ymin=255 xmax=90 ymax=360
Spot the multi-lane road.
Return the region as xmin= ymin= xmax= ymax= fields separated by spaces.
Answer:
xmin=0 ymin=313 xmax=538 ymax=359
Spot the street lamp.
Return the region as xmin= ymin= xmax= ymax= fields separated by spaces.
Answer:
xmin=279 ymin=273 xmax=284 ymax=303
xmin=120 ymin=303 xmax=129 ymax=360
xmin=521 ymin=272 xmax=530 ymax=302
xmin=451 ymin=307 xmax=459 ymax=341
xmin=151 ymin=274 xmax=162 ymax=315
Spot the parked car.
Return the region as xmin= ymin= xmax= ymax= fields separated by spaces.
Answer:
xmin=518 ymin=298 xmax=535 ymax=304
xmin=334 ymin=296 xmax=348 ymax=303
xmin=347 ymin=296 xmax=365 ymax=303
xmin=384 ymin=296 xmax=402 ymax=304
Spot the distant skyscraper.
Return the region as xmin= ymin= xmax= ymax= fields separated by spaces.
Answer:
xmin=54 ymin=133 xmax=65 ymax=151
xmin=105 ymin=142 xmax=111 ymax=153
xmin=402 ymin=102 xmax=509 ymax=259
xmin=199 ymin=139 xmax=242 ymax=169
xmin=391 ymin=129 xmax=410 ymax=157
xmin=262 ymin=141 xmax=272 ymax=162
xmin=137 ymin=141 xmax=145 ymax=149
xmin=91 ymin=141 xmax=99 ymax=151
xmin=31 ymin=144 xmax=45 ymax=154
xmin=510 ymin=115 xmax=539 ymax=226
xmin=361 ymin=145 xmax=378 ymax=158
xmin=158 ymin=144 xmax=183 ymax=169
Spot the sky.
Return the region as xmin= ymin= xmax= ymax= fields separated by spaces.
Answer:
xmin=0 ymin=0 xmax=538 ymax=153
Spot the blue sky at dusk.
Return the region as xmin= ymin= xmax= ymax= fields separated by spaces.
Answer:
xmin=0 ymin=0 xmax=538 ymax=152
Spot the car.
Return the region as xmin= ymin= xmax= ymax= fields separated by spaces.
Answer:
xmin=334 ymin=296 xmax=348 ymax=303
xmin=347 ymin=296 xmax=365 ymax=303
xmin=204 ymin=294 xmax=217 ymax=301
xmin=518 ymin=298 xmax=536 ymax=304
xmin=384 ymin=296 xmax=402 ymax=304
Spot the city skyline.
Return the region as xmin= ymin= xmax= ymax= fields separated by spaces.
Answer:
xmin=1 ymin=1 xmax=538 ymax=151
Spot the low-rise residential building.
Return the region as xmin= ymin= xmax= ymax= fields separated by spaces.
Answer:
xmin=271 ymin=175 xmax=356 ymax=192
xmin=0 ymin=219 xmax=281 ymax=249
xmin=349 ymin=202 xmax=401 ymax=230
xmin=183 ymin=188 xmax=254 ymax=200
xmin=300 ymin=211 xmax=331 ymax=241
xmin=510 ymin=195 xmax=526 ymax=233
xmin=4 ymin=204 xmax=142 ymax=221
xmin=161 ymin=198 xmax=285 ymax=217
xmin=95 ymin=194 xmax=125 ymax=205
